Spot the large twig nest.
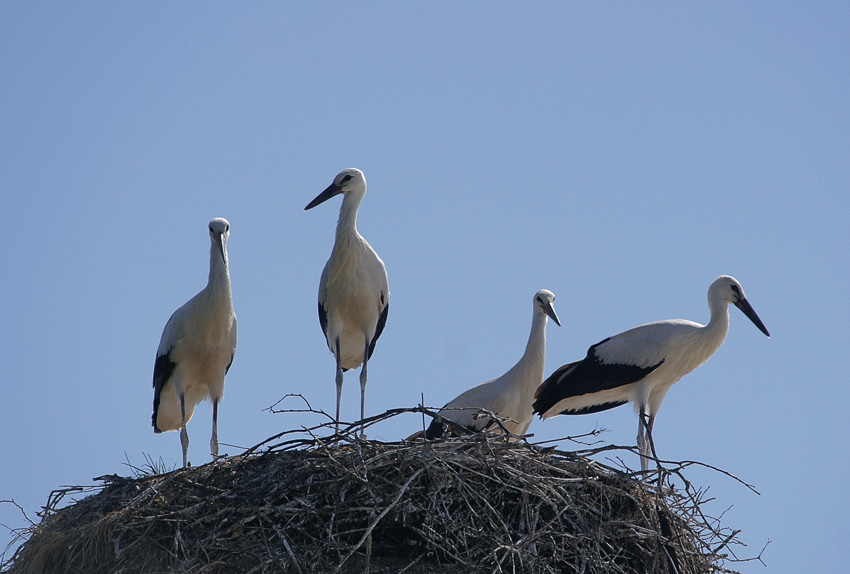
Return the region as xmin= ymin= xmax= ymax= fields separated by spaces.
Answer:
xmin=3 ymin=410 xmax=748 ymax=573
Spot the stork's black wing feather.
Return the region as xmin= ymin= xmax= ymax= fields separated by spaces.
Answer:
xmin=152 ymin=350 xmax=176 ymax=433
xmin=424 ymin=417 xmax=445 ymax=439
xmin=556 ymin=400 xmax=630 ymax=415
xmin=423 ymin=412 xmax=482 ymax=440
xmin=318 ymin=301 xmax=329 ymax=340
xmin=533 ymin=338 xmax=664 ymax=416
xmin=367 ymin=296 xmax=389 ymax=361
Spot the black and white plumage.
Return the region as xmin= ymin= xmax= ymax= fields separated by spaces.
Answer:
xmin=305 ymin=168 xmax=389 ymax=434
xmin=533 ymin=275 xmax=769 ymax=471
xmin=423 ymin=289 xmax=560 ymax=440
xmin=152 ymin=218 xmax=237 ymax=468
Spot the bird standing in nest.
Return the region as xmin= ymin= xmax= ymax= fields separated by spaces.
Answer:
xmin=305 ymin=168 xmax=390 ymax=436
xmin=152 ymin=218 xmax=237 ymax=467
xmin=533 ymin=275 xmax=769 ymax=471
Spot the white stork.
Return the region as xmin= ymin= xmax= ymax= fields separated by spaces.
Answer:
xmin=305 ymin=168 xmax=389 ymax=435
xmin=421 ymin=289 xmax=560 ymax=440
xmin=152 ymin=218 xmax=237 ymax=468
xmin=533 ymin=275 xmax=769 ymax=471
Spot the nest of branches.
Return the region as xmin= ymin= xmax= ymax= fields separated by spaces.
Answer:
xmin=3 ymin=407 xmax=751 ymax=574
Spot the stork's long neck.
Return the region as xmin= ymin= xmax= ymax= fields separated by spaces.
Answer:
xmin=335 ymin=192 xmax=364 ymax=242
xmin=510 ymin=311 xmax=549 ymax=396
xmin=206 ymin=243 xmax=232 ymax=307
xmin=701 ymin=292 xmax=731 ymax=354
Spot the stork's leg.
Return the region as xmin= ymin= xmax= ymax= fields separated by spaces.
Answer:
xmin=358 ymin=339 xmax=370 ymax=440
xmin=646 ymin=412 xmax=658 ymax=464
xmin=334 ymin=338 xmax=343 ymax=436
xmin=180 ymin=394 xmax=190 ymax=468
xmin=210 ymin=399 xmax=219 ymax=459
xmin=637 ymin=404 xmax=650 ymax=472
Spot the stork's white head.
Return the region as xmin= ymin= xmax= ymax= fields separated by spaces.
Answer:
xmin=710 ymin=275 xmax=754 ymax=306
xmin=305 ymin=168 xmax=367 ymax=210
xmin=709 ymin=275 xmax=770 ymax=337
xmin=208 ymin=218 xmax=230 ymax=263
xmin=534 ymin=289 xmax=561 ymax=327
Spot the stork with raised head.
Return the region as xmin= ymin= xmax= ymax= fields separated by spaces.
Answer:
xmin=422 ymin=289 xmax=560 ymax=440
xmin=152 ymin=218 xmax=237 ymax=468
xmin=533 ymin=275 xmax=769 ymax=471
xmin=305 ymin=168 xmax=389 ymax=435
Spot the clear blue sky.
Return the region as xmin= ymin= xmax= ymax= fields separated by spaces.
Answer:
xmin=2 ymin=3 xmax=848 ymax=572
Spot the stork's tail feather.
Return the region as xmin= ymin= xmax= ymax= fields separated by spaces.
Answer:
xmin=152 ymin=395 xmax=162 ymax=433
xmin=533 ymin=361 xmax=581 ymax=417
xmin=404 ymin=418 xmax=445 ymax=441
xmin=407 ymin=416 xmax=482 ymax=441
xmin=424 ymin=418 xmax=445 ymax=440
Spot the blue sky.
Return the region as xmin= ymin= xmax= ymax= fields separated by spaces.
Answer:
xmin=2 ymin=3 xmax=848 ymax=572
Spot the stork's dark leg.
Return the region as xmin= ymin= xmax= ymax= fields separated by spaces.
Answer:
xmin=334 ymin=337 xmax=343 ymax=436
xmin=210 ymin=399 xmax=219 ymax=459
xmin=180 ymin=394 xmax=190 ymax=468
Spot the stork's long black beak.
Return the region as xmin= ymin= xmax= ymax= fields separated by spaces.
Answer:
xmin=305 ymin=182 xmax=342 ymax=210
xmin=545 ymin=301 xmax=561 ymax=327
xmin=734 ymin=297 xmax=770 ymax=337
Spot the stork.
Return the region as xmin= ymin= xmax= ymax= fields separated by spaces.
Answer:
xmin=152 ymin=218 xmax=237 ymax=468
xmin=533 ymin=275 xmax=769 ymax=471
xmin=421 ymin=290 xmax=560 ymax=440
xmin=305 ymin=168 xmax=389 ymax=435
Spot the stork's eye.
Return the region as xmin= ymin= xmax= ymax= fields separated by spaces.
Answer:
xmin=536 ymin=296 xmax=544 ymax=304
xmin=730 ymin=284 xmax=741 ymax=295
xmin=341 ymin=174 xmax=352 ymax=183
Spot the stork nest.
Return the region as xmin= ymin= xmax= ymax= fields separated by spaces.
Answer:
xmin=2 ymin=407 xmax=754 ymax=574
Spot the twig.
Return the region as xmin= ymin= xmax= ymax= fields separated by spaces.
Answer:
xmin=334 ymin=468 xmax=425 ymax=572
